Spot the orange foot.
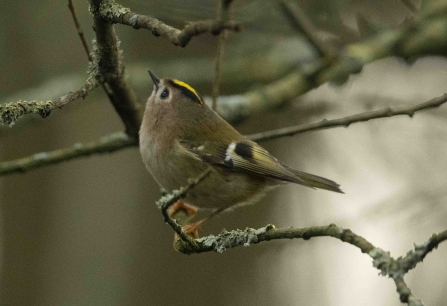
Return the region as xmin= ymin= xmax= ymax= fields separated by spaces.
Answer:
xmin=168 ymin=200 xmax=198 ymax=220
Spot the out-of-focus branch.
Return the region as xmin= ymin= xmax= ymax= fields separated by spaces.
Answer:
xmin=278 ymin=0 xmax=335 ymax=58
xmin=0 ymin=132 xmax=137 ymax=176
xmin=0 ymin=81 xmax=98 ymax=126
xmin=213 ymin=3 xmax=447 ymax=123
xmin=89 ymin=0 xmax=144 ymax=137
xmin=400 ymin=0 xmax=418 ymax=13
xmin=94 ymin=0 xmax=242 ymax=47
xmin=247 ymin=93 xmax=447 ymax=142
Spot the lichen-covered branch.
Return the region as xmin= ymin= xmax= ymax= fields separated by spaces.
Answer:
xmin=0 ymin=80 xmax=98 ymax=126
xmin=89 ymin=0 xmax=144 ymax=137
xmin=92 ymin=0 xmax=242 ymax=47
xmin=174 ymin=223 xmax=376 ymax=255
xmin=0 ymin=132 xmax=137 ymax=176
xmin=247 ymin=93 xmax=447 ymax=142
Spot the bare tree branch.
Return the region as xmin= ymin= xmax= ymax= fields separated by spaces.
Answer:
xmin=0 ymin=80 xmax=98 ymax=126
xmin=0 ymin=132 xmax=136 ymax=176
xmin=94 ymin=0 xmax=242 ymax=47
xmin=247 ymin=93 xmax=447 ymax=142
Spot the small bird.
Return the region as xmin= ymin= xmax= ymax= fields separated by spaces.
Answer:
xmin=140 ymin=71 xmax=342 ymax=235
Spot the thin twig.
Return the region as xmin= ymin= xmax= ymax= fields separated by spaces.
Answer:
xmin=247 ymin=93 xmax=447 ymax=142
xmin=68 ymin=0 xmax=92 ymax=61
xmin=0 ymin=132 xmax=137 ymax=176
xmin=93 ymin=0 xmax=242 ymax=47
xmin=278 ymin=0 xmax=334 ymax=58
xmin=212 ymin=34 xmax=227 ymax=110
xmin=0 ymin=80 xmax=99 ymax=126
xmin=156 ymin=168 xmax=213 ymax=251
xmin=212 ymin=0 xmax=234 ymax=110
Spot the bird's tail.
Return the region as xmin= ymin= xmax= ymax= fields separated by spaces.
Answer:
xmin=283 ymin=165 xmax=343 ymax=193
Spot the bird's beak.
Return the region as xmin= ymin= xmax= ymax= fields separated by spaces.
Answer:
xmin=148 ymin=70 xmax=160 ymax=90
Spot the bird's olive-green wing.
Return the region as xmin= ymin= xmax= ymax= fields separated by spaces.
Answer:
xmin=179 ymin=139 xmax=308 ymax=185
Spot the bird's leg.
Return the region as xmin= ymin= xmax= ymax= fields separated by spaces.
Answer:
xmin=181 ymin=206 xmax=227 ymax=239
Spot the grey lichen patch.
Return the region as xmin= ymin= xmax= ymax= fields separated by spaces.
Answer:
xmin=116 ymin=37 xmax=125 ymax=71
xmin=1 ymin=100 xmax=53 ymax=126
xmin=155 ymin=184 xmax=190 ymax=210
xmin=369 ymin=247 xmax=393 ymax=276
xmin=99 ymin=131 xmax=131 ymax=143
xmin=197 ymin=227 xmax=268 ymax=253
xmin=87 ymin=40 xmax=103 ymax=84
xmin=98 ymin=0 xmax=130 ymax=19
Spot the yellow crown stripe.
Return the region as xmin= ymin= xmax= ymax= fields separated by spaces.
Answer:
xmin=172 ymin=80 xmax=202 ymax=103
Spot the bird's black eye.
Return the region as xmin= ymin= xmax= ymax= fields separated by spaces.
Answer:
xmin=160 ymin=89 xmax=169 ymax=100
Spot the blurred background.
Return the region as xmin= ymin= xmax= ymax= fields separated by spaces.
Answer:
xmin=1 ymin=0 xmax=447 ymax=305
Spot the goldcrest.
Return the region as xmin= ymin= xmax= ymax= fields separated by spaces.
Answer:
xmin=139 ymin=71 xmax=342 ymax=213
